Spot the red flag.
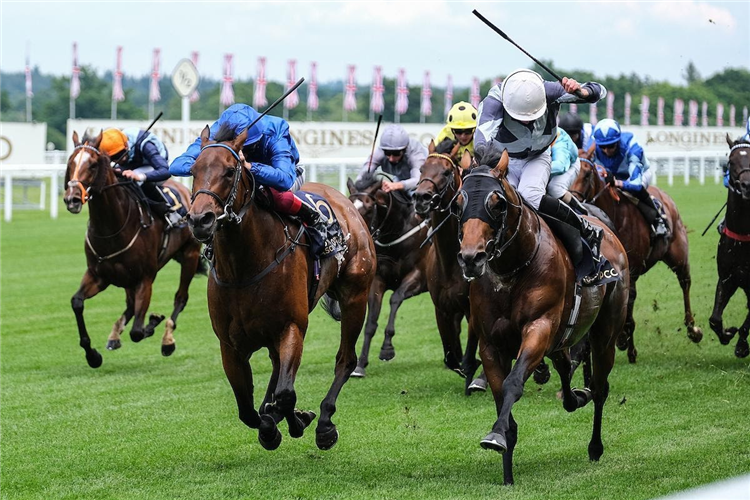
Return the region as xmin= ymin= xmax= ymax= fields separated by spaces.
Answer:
xmin=590 ymin=102 xmax=598 ymax=126
xmin=220 ymin=54 xmax=235 ymax=107
xmin=285 ymin=59 xmax=300 ymax=110
xmin=70 ymin=43 xmax=80 ymax=100
xmin=624 ymin=93 xmax=632 ymax=126
xmin=149 ymin=48 xmax=161 ymax=103
xmin=307 ymin=62 xmax=319 ymax=112
xmin=343 ymin=64 xmax=357 ymax=112
xmin=420 ymin=71 xmax=432 ymax=117
xmin=689 ymin=100 xmax=698 ymax=127
xmin=606 ymin=91 xmax=615 ymax=120
xmin=370 ymin=66 xmax=385 ymax=114
xmin=444 ymin=74 xmax=453 ymax=117
xmin=469 ymin=77 xmax=480 ymax=108
xmin=729 ymin=105 xmax=736 ymax=127
xmin=112 ymin=46 xmax=124 ymax=103
xmin=716 ymin=103 xmax=724 ymax=127
xmin=701 ymin=101 xmax=708 ymax=127
xmin=640 ymin=96 xmax=650 ymax=126
xmin=253 ymin=57 xmax=268 ymax=108
xmin=395 ymin=68 xmax=408 ymax=116
xmin=657 ymin=97 xmax=664 ymax=126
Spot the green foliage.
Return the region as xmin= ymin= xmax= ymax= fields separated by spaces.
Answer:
xmin=1 ymin=182 xmax=749 ymax=499
xmin=2 ymin=63 xmax=749 ymax=149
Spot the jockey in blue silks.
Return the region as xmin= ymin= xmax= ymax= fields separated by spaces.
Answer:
xmin=592 ymin=118 xmax=668 ymax=239
xmin=170 ymin=104 xmax=326 ymax=231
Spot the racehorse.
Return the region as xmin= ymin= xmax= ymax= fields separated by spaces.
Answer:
xmin=569 ymin=145 xmax=701 ymax=363
xmin=413 ymin=142 xmax=477 ymax=389
xmin=347 ymin=175 xmax=432 ymax=377
xmin=709 ymin=135 xmax=750 ymax=358
xmin=456 ymin=148 xmax=629 ymax=485
xmin=63 ymin=131 xmax=202 ymax=368
xmin=187 ymin=125 xmax=375 ymax=450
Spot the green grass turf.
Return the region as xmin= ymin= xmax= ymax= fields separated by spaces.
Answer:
xmin=1 ymin=181 xmax=749 ymax=499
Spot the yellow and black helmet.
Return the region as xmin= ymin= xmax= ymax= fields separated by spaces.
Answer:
xmin=446 ymin=101 xmax=478 ymax=130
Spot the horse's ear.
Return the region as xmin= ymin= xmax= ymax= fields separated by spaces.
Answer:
xmin=450 ymin=141 xmax=461 ymax=159
xmin=374 ymin=189 xmax=387 ymax=206
xmin=200 ymin=125 xmax=211 ymax=148
xmin=72 ymin=131 xmax=80 ymax=147
xmin=428 ymin=140 xmax=436 ymax=155
xmin=91 ymin=129 xmax=103 ymax=149
xmin=460 ymin=150 xmax=472 ymax=170
xmin=491 ymin=149 xmax=509 ymax=178
xmin=586 ymin=142 xmax=596 ymax=160
xmin=726 ymin=133 xmax=736 ymax=149
xmin=233 ymin=128 xmax=248 ymax=151
xmin=347 ymin=177 xmax=356 ymax=195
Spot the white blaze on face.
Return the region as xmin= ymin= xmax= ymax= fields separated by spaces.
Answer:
xmin=72 ymin=150 xmax=91 ymax=180
xmin=353 ymin=199 xmax=364 ymax=210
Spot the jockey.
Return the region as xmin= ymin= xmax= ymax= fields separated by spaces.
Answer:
xmin=474 ymin=68 xmax=607 ymax=259
xmin=592 ymin=118 xmax=668 ymax=239
xmin=547 ymin=128 xmax=588 ymax=214
xmin=100 ymin=127 xmax=182 ymax=227
xmin=356 ymin=124 xmax=427 ymax=193
xmin=558 ymin=112 xmax=594 ymax=153
xmin=169 ymin=103 xmax=327 ymax=232
xmin=432 ymin=101 xmax=478 ymax=159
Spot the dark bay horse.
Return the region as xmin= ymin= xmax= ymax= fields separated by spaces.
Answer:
xmin=569 ymin=147 xmax=701 ymax=363
xmin=347 ymin=175 xmax=432 ymax=377
xmin=187 ymin=126 xmax=375 ymax=450
xmin=413 ymin=142 xmax=477 ymax=388
xmin=709 ymin=135 xmax=750 ymax=358
xmin=456 ymin=149 xmax=629 ymax=485
xmin=63 ymin=131 xmax=202 ymax=368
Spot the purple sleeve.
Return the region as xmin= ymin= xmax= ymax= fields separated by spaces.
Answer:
xmin=140 ymin=142 xmax=171 ymax=182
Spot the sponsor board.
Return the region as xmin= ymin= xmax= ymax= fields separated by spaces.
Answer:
xmin=0 ymin=122 xmax=48 ymax=164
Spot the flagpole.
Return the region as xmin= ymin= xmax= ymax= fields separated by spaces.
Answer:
xmin=369 ymin=72 xmax=373 ymax=122
xmin=25 ymin=42 xmax=32 ymax=122
xmin=343 ymin=65 xmax=348 ymax=122
xmin=394 ymin=73 xmax=400 ymax=124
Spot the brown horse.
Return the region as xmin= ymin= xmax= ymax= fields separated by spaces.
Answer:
xmin=709 ymin=135 xmax=750 ymax=358
xmin=187 ymin=125 xmax=375 ymax=450
xmin=346 ymin=174 xmax=432 ymax=377
xmin=413 ymin=142 xmax=478 ymax=388
xmin=569 ymin=147 xmax=701 ymax=363
xmin=456 ymin=149 xmax=629 ymax=485
xmin=63 ymin=131 xmax=202 ymax=368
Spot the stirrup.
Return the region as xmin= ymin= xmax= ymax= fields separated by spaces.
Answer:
xmin=652 ymin=218 xmax=669 ymax=239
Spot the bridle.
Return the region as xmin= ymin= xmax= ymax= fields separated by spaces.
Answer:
xmin=570 ymin=157 xmax=616 ymax=203
xmin=190 ymin=143 xmax=256 ymax=227
xmin=67 ymin=144 xmax=104 ymax=204
xmin=727 ymin=143 xmax=750 ymax=196
xmin=416 ymin=153 xmax=461 ymax=213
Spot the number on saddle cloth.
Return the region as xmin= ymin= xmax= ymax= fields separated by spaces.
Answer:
xmin=160 ymin=185 xmax=188 ymax=217
xmin=296 ymin=190 xmax=347 ymax=260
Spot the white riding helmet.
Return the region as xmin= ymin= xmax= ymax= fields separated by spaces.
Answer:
xmin=380 ymin=124 xmax=410 ymax=151
xmin=501 ymin=69 xmax=547 ymax=121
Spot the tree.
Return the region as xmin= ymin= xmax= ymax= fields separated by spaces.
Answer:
xmin=683 ymin=61 xmax=702 ymax=85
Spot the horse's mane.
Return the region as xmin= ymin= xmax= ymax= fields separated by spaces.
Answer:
xmin=354 ymin=173 xmax=381 ymax=192
xmin=434 ymin=138 xmax=456 ymax=155
xmin=214 ymin=123 xmax=239 ymax=143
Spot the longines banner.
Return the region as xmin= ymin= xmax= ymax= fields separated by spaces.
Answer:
xmin=0 ymin=122 xmax=48 ymax=164
xmin=67 ymin=119 xmax=744 ymax=161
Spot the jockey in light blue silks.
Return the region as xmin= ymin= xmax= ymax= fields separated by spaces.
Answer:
xmin=170 ymin=104 xmax=327 ymax=232
xmin=474 ymin=68 xmax=607 ymax=260
xmin=546 ymin=128 xmax=588 ymax=214
xmin=592 ymin=118 xmax=668 ymax=239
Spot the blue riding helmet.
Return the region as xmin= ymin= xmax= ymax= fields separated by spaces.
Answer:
xmin=593 ymin=119 xmax=622 ymax=146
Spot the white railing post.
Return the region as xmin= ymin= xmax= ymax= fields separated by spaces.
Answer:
xmin=4 ymin=174 xmax=12 ymax=222
xmin=699 ymin=157 xmax=705 ymax=185
xmin=651 ymin=161 xmax=658 ymax=186
xmin=714 ymin=158 xmax=722 ymax=184
xmin=683 ymin=157 xmax=690 ymax=185
xmin=40 ymin=179 xmax=46 ymax=210
xmin=309 ymin=163 xmax=318 ymax=183
xmin=50 ymin=172 xmax=59 ymax=219
xmin=667 ymin=158 xmax=674 ymax=186
xmin=339 ymin=164 xmax=347 ymax=193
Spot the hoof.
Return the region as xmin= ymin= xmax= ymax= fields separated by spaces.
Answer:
xmin=258 ymin=415 xmax=282 ymax=451
xmin=351 ymin=366 xmax=366 ymax=378
xmin=572 ymin=388 xmax=593 ymax=408
xmin=130 ymin=330 xmax=146 ymax=343
xmin=467 ymin=377 xmax=487 ymax=394
xmin=588 ymin=442 xmax=604 ymax=462
xmin=719 ymin=328 xmax=738 ymax=345
xmin=687 ymin=326 xmax=703 ymax=343
xmin=316 ymin=426 xmax=339 ymax=450
xmin=616 ymin=335 xmax=629 ymax=351
xmin=627 ymin=350 xmax=638 ymax=364
xmin=86 ymin=350 xmax=103 ymax=368
xmin=379 ymin=347 xmax=395 ymax=362
xmin=290 ymin=410 xmax=316 ymax=438
xmin=161 ymin=343 xmax=176 ymax=357
xmin=106 ymin=339 xmax=122 ymax=351
xmin=735 ymin=341 xmax=750 ymax=359
xmin=533 ymin=363 xmax=551 ymax=385
xmin=480 ymin=432 xmax=507 ymax=453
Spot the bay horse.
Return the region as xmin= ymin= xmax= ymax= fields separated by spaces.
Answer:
xmin=569 ymin=145 xmax=701 ymax=363
xmin=187 ymin=125 xmax=375 ymax=450
xmin=346 ymin=174 xmax=432 ymax=377
xmin=456 ymin=148 xmax=629 ymax=485
xmin=709 ymin=135 xmax=750 ymax=358
xmin=63 ymin=131 xmax=202 ymax=368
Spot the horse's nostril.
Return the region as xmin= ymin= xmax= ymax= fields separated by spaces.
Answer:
xmin=200 ymin=212 xmax=216 ymax=227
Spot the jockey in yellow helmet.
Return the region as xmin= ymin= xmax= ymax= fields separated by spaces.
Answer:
xmin=433 ymin=101 xmax=478 ymax=159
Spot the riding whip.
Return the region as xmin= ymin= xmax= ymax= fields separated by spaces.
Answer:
xmin=368 ymin=114 xmax=384 ymax=174
xmin=472 ymin=9 xmax=585 ymax=99
xmin=145 ymin=111 xmax=163 ymax=133
xmin=701 ymin=202 xmax=727 ymax=236
xmin=244 ymin=78 xmax=305 ymax=133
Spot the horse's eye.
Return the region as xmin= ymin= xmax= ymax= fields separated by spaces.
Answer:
xmin=225 ymin=168 xmax=236 ymax=178
xmin=443 ymin=169 xmax=453 ymax=177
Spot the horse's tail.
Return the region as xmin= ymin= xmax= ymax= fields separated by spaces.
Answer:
xmin=321 ymin=293 xmax=342 ymax=322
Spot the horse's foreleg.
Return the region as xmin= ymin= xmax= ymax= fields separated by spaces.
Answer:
xmin=550 ymin=350 xmax=591 ymax=412
xmin=273 ymin=322 xmax=315 ymax=442
xmin=316 ymin=290 xmax=367 ymax=451
xmin=107 ymin=288 xmax=135 ymax=351
xmin=433 ymin=307 xmax=465 ymax=377
xmin=129 ymin=278 xmax=161 ymax=343
xmin=664 ymin=246 xmax=702 ymax=343
xmin=71 ymin=271 xmax=108 ymax=368
xmin=220 ymin=342 xmax=261 ymax=431
xmin=709 ymin=278 xmax=739 ymax=345
xmin=585 ymin=321 xmax=617 ymax=462
xmin=462 ymin=314 xmax=483 ymax=388
xmin=352 ymin=277 xmax=385 ymax=378
xmin=380 ymin=269 xmax=426 ymax=362
xmin=734 ymin=289 xmax=750 ymax=358
xmin=619 ymin=281 xmax=638 ymax=363
xmin=161 ymin=246 xmax=200 ymax=357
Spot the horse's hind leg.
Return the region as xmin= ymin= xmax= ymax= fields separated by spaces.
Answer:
xmin=709 ymin=278 xmax=739 ymax=345
xmin=353 ymin=277 xmax=385 ymax=377
xmin=733 ymin=289 xmax=750 ymax=358
xmin=317 ymin=291 xmax=367 ymax=451
xmin=161 ymin=246 xmax=200 ymax=356
xmin=664 ymin=242 xmax=702 ymax=343
xmin=586 ymin=323 xmax=616 ymax=462
xmin=107 ymin=288 xmax=135 ymax=351
xmin=380 ymin=269 xmax=426 ymax=362
xmin=618 ymin=281 xmax=638 ymax=363
xmin=129 ymin=278 xmax=162 ymax=343
xmin=71 ymin=271 xmax=108 ymax=368
xmin=549 ymin=350 xmax=592 ymax=413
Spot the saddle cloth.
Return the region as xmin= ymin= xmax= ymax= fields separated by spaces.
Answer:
xmin=296 ymin=190 xmax=347 ymax=260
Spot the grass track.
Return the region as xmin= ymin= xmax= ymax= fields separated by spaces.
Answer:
xmin=1 ymin=182 xmax=749 ymax=499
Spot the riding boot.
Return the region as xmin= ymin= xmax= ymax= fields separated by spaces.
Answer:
xmin=567 ymin=196 xmax=589 ymax=216
xmin=539 ymin=195 xmax=603 ymax=261
xmin=634 ymin=189 xmax=668 ymax=239
xmin=297 ymin=202 xmax=329 ymax=235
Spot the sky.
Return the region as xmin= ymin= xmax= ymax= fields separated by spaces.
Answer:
xmin=1 ymin=1 xmax=748 ymax=88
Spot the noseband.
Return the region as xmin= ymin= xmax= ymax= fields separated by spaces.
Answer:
xmin=67 ymin=144 xmax=104 ymax=204
xmin=191 ymin=143 xmax=255 ymax=226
